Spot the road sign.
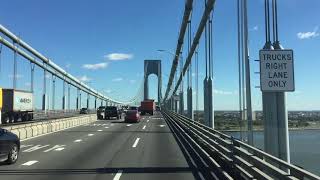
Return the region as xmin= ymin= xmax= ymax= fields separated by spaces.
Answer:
xmin=259 ymin=49 xmax=295 ymax=92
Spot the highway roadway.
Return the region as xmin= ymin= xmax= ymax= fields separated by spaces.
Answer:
xmin=0 ymin=112 xmax=217 ymax=180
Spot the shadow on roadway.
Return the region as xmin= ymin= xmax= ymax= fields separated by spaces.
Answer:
xmin=0 ymin=166 xmax=205 ymax=175
xmin=56 ymin=130 xmax=172 ymax=134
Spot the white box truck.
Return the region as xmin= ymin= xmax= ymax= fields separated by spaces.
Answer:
xmin=0 ymin=88 xmax=34 ymax=124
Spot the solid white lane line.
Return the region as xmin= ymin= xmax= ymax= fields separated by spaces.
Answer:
xmin=97 ymin=130 xmax=103 ymax=132
xmin=88 ymin=134 xmax=94 ymax=136
xmin=126 ymin=124 xmax=132 ymax=127
xmin=113 ymin=170 xmax=123 ymax=180
xmin=132 ymin=138 xmax=140 ymax=148
xmin=142 ymin=125 xmax=146 ymax=130
xmin=74 ymin=139 xmax=82 ymax=142
xmin=22 ymin=160 xmax=38 ymax=166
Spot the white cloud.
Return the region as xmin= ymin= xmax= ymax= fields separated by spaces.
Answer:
xmin=8 ymin=74 xmax=23 ymax=79
xmin=214 ymin=89 xmax=234 ymax=95
xmin=129 ymin=79 xmax=136 ymax=84
xmin=105 ymin=53 xmax=133 ymax=61
xmin=65 ymin=63 xmax=71 ymax=69
xmin=252 ymin=26 xmax=258 ymax=31
xmin=297 ymin=27 xmax=319 ymax=39
xmin=82 ymin=62 xmax=108 ymax=70
xmin=104 ymin=89 xmax=112 ymax=93
xmin=79 ymin=75 xmax=92 ymax=82
xmin=112 ymin=77 xmax=123 ymax=82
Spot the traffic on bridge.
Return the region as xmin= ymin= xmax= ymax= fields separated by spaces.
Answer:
xmin=1 ymin=0 xmax=320 ymax=180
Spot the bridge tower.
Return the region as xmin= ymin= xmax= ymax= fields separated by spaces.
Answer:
xmin=144 ymin=60 xmax=162 ymax=103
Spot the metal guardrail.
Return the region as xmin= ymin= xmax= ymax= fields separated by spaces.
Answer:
xmin=162 ymin=109 xmax=320 ymax=180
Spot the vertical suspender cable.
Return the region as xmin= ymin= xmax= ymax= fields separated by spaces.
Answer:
xmin=241 ymin=0 xmax=246 ymax=131
xmin=208 ymin=18 xmax=212 ymax=79
xmin=243 ymin=0 xmax=254 ymax=145
xmin=272 ymin=0 xmax=276 ymax=43
xmin=237 ymin=0 xmax=243 ymax=140
xmin=274 ymin=0 xmax=279 ymax=42
xmin=0 ymin=35 xmax=2 ymax=76
xmin=195 ymin=46 xmax=199 ymax=122
xmin=13 ymin=41 xmax=17 ymax=89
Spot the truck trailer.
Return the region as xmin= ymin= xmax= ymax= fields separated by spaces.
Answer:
xmin=0 ymin=88 xmax=34 ymax=124
xmin=140 ymin=99 xmax=155 ymax=115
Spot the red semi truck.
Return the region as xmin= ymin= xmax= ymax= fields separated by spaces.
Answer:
xmin=140 ymin=99 xmax=155 ymax=115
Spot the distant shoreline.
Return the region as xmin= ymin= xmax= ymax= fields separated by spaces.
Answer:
xmin=222 ymin=127 xmax=320 ymax=132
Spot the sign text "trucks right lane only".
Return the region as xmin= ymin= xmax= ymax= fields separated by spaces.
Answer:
xmin=259 ymin=50 xmax=295 ymax=92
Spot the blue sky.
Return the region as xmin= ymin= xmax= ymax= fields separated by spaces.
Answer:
xmin=0 ymin=0 xmax=320 ymax=110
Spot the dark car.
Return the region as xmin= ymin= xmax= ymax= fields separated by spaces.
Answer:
xmin=129 ymin=106 xmax=139 ymax=111
xmin=105 ymin=106 xmax=122 ymax=120
xmin=125 ymin=110 xmax=140 ymax=123
xmin=0 ymin=128 xmax=20 ymax=164
xmin=97 ymin=106 xmax=106 ymax=120
xmin=80 ymin=108 xmax=88 ymax=114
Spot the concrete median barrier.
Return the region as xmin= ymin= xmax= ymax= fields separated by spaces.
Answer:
xmin=2 ymin=114 xmax=97 ymax=140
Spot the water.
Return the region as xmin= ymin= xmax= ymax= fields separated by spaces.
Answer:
xmin=224 ymin=130 xmax=320 ymax=176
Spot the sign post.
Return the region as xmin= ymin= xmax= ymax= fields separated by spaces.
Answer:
xmin=260 ymin=50 xmax=294 ymax=92
xmin=260 ymin=49 xmax=294 ymax=164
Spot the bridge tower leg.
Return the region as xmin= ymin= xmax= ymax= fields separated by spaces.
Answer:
xmin=174 ymin=98 xmax=178 ymax=113
xmin=187 ymin=87 xmax=193 ymax=120
xmin=76 ymin=89 xmax=79 ymax=110
xmin=179 ymin=92 xmax=184 ymax=115
xmin=79 ymin=91 xmax=82 ymax=109
xmin=62 ymin=80 xmax=66 ymax=111
xmin=52 ymin=75 xmax=56 ymax=110
xmin=207 ymin=77 xmax=214 ymax=128
xmin=144 ymin=76 xmax=149 ymax=100
xmin=67 ymin=83 xmax=70 ymax=110
xmin=87 ymin=93 xmax=89 ymax=109
xmin=42 ymin=67 xmax=47 ymax=111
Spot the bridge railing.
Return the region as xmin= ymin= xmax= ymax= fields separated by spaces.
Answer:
xmin=162 ymin=109 xmax=320 ymax=180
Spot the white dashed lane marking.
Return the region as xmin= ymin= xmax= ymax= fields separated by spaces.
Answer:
xmin=88 ymin=134 xmax=94 ymax=136
xmin=43 ymin=145 xmax=65 ymax=152
xmin=97 ymin=130 xmax=103 ymax=132
xmin=23 ymin=145 xmax=50 ymax=152
xmin=105 ymin=127 xmax=109 ymax=129
xmin=21 ymin=160 xmax=38 ymax=166
xmin=147 ymin=120 xmax=149 ymax=122
xmin=126 ymin=124 xmax=132 ymax=127
xmin=55 ymin=147 xmax=65 ymax=151
xmin=74 ymin=139 xmax=82 ymax=143
xmin=132 ymin=138 xmax=140 ymax=148
xmin=142 ymin=125 xmax=146 ymax=130
xmin=113 ymin=170 xmax=123 ymax=180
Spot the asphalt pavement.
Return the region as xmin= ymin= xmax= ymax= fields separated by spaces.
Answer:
xmin=0 ymin=112 xmax=216 ymax=180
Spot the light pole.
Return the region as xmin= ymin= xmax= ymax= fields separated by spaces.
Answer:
xmin=157 ymin=50 xmax=180 ymax=112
